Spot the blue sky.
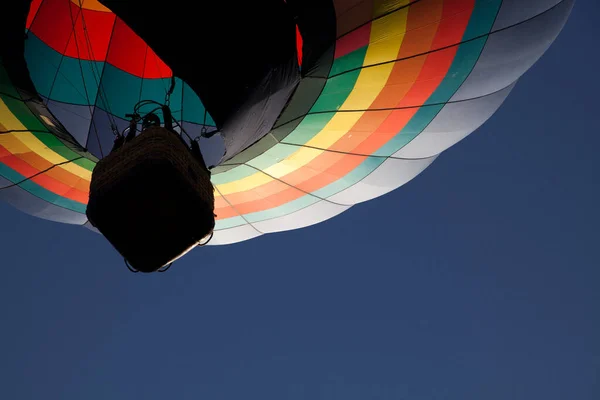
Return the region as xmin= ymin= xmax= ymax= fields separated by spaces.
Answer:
xmin=1 ymin=2 xmax=598 ymax=399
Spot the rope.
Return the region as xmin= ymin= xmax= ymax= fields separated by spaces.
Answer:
xmin=124 ymin=259 xmax=139 ymax=273
xmin=124 ymin=258 xmax=173 ymax=273
xmin=198 ymin=231 xmax=214 ymax=246
xmin=158 ymin=263 xmax=173 ymax=273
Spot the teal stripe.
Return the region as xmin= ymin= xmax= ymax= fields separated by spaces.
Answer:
xmin=96 ymin=64 xmax=142 ymax=118
xmin=424 ymin=39 xmax=487 ymax=106
xmin=0 ymin=163 xmax=86 ymax=214
xmin=24 ymin=34 xmax=62 ymax=99
xmin=463 ymin=0 xmax=504 ymax=41
xmin=244 ymin=194 xmax=320 ymax=224
xmin=215 ymin=216 xmax=247 ymax=230
xmin=50 ymin=58 xmax=102 ymax=105
xmin=24 ymin=33 xmax=216 ymax=126
xmin=375 ymin=0 xmax=502 ymax=156
xmin=25 ymin=33 xmax=103 ymax=105
xmin=182 ymin=82 xmax=215 ymax=126
xmin=140 ymin=76 xmax=181 ymax=118
xmin=374 ymin=104 xmax=444 ymax=156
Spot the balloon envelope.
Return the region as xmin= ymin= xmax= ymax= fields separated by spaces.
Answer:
xmin=0 ymin=0 xmax=574 ymax=245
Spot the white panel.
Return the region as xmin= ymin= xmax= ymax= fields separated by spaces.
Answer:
xmin=327 ymin=156 xmax=437 ymax=205
xmin=209 ymin=224 xmax=262 ymax=245
xmin=493 ymin=0 xmax=565 ymax=31
xmin=394 ymin=83 xmax=514 ymax=159
xmin=0 ymin=176 xmax=89 ymax=224
xmin=451 ymin=0 xmax=573 ymax=102
xmin=252 ymin=200 xmax=350 ymax=233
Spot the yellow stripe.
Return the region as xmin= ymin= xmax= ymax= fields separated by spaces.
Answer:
xmin=309 ymin=8 xmax=409 ymax=149
xmin=0 ymin=99 xmax=92 ymax=180
xmin=216 ymin=6 xmax=410 ymax=195
xmin=215 ymin=147 xmax=320 ymax=196
xmin=216 ymin=172 xmax=272 ymax=196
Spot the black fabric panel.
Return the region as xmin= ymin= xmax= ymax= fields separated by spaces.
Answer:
xmin=100 ymin=0 xmax=301 ymax=162
xmin=286 ymin=0 xmax=337 ymax=78
xmin=242 ymin=0 xmax=338 ymax=164
xmin=0 ymin=0 xmax=38 ymax=97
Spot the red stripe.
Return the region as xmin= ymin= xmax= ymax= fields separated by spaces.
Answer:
xmin=105 ymin=18 xmax=147 ymax=77
xmin=27 ymin=0 xmax=171 ymax=79
xmin=29 ymin=0 xmax=115 ymax=61
xmin=0 ymin=147 xmax=87 ymax=203
xmin=142 ymin=47 xmax=172 ymax=79
xmin=296 ymin=25 xmax=303 ymax=66
xmin=26 ymin=0 xmax=44 ymax=29
xmin=29 ymin=0 xmax=79 ymax=56
xmin=335 ymin=23 xmax=371 ymax=59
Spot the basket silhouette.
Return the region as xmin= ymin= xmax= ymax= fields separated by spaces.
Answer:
xmin=86 ymin=126 xmax=215 ymax=272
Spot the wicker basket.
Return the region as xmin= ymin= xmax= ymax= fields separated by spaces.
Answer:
xmin=86 ymin=127 xmax=215 ymax=272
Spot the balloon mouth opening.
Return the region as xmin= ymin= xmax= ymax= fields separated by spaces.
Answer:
xmin=124 ymin=232 xmax=213 ymax=273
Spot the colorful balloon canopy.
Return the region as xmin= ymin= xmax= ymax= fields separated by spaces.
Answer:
xmin=0 ymin=0 xmax=573 ymax=245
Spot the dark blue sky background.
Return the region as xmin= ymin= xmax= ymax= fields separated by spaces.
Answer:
xmin=1 ymin=2 xmax=598 ymax=399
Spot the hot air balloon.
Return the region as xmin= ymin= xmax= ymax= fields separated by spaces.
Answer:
xmin=0 ymin=0 xmax=574 ymax=270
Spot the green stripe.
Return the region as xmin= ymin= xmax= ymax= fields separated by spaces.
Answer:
xmin=279 ymin=51 xmax=367 ymax=146
xmin=228 ymin=0 xmax=503 ymax=221
xmin=0 ymin=163 xmax=86 ymax=213
xmin=329 ymin=47 xmax=368 ymax=77
xmin=309 ymin=69 xmax=362 ymax=113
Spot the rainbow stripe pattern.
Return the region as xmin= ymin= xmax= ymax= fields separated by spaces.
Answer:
xmin=0 ymin=0 xmax=574 ymax=243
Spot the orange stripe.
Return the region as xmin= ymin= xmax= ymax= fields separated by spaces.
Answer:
xmin=17 ymin=152 xmax=91 ymax=192
xmin=217 ymin=180 xmax=304 ymax=216
xmin=296 ymin=154 xmax=366 ymax=194
xmin=0 ymin=146 xmax=89 ymax=203
xmin=214 ymin=197 xmax=239 ymax=220
xmin=0 ymin=145 xmax=91 ymax=191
